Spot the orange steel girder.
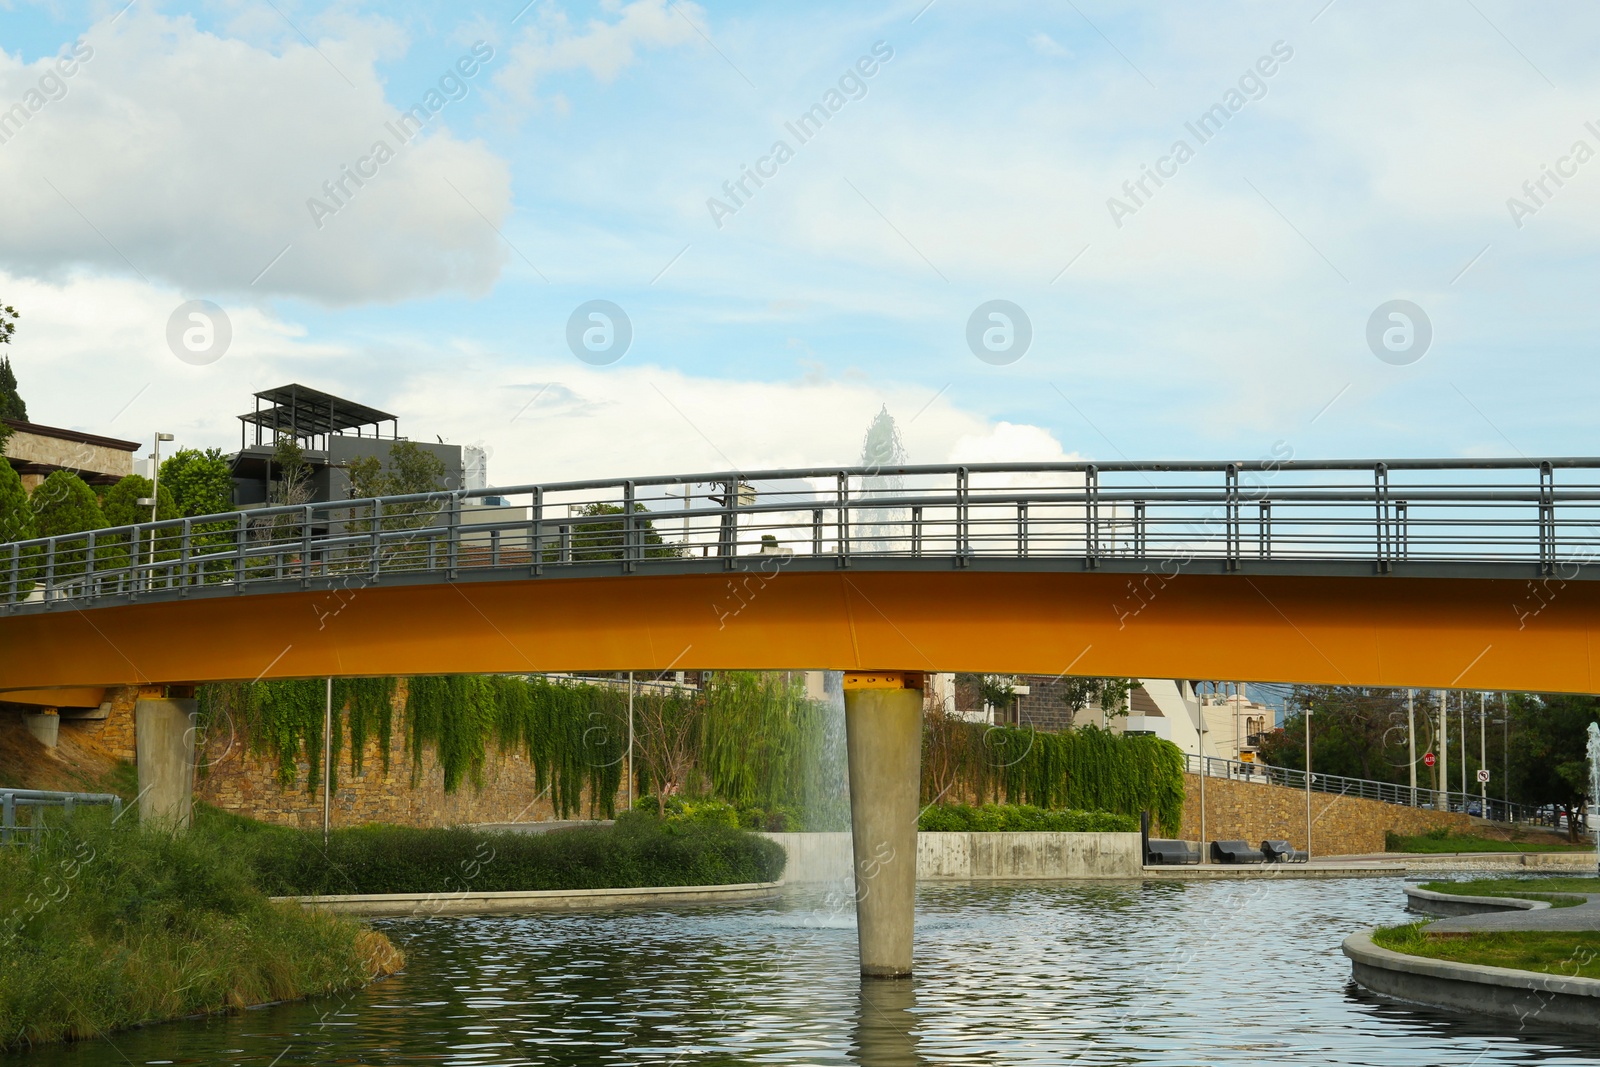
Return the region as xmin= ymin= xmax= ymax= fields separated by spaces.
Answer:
xmin=0 ymin=570 xmax=1594 ymax=694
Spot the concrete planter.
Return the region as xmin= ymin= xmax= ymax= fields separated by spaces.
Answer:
xmin=1344 ymin=928 xmax=1600 ymax=1030
xmin=1404 ymin=885 xmax=1551 ymax=917
xmin=762 ymin=831 xmax=1143 ymax=883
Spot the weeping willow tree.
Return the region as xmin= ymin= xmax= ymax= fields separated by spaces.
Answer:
xmin=197 ymin=677 xmax=396 ymax=796
xmin=699 ymin=672 xmax=835 ymax=813
xmin=198 ymin=674 xmax=625 ymax=818
xmin=923 ymin=714 xmax=1186 ymax=834
xmin=856 ymin=405 xmax=909 ymax=552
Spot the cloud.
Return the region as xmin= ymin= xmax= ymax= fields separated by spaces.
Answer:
xmin=0 ymin=270 xmax=1069 ymax=491
xmin=0 ymin=11 xmax=512 ymax=305
xmin=493 ymin=0 xmax=703 ymax=114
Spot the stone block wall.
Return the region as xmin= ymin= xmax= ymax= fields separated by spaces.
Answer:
xmin=91 ymin=684 xmax=590 ymax=830
xmin=1182 ymin=772 xmax=1475 ymax=856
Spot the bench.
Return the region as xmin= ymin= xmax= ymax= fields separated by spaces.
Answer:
xmin=1261 ymin=839 xmax=1308 ymax=863
xmin=1211 ymin=839 xmax=1268 ymax=864
xmin=1145 ymin=839 xmax=1202 ymax=865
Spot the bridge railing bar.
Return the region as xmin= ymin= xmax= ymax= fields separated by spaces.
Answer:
xmin=1 ymin=788 xmax=123 ymax=845
xmin=10 ymin=461 xmax=1600 ymax=611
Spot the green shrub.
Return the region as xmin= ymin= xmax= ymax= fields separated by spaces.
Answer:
xmin=229 ymin=810 xmax=786 ymax=896
xmin=916 ymin=803 xmax=1139 ymax=833
xmin=0 ymin=810 xmax=390 ymax=1052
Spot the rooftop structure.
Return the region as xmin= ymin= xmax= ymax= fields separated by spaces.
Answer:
xmin=238 ymin=383 xmax=398 ymax=451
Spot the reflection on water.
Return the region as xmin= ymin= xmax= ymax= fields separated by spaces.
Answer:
xmin=10 ymin=878 xmax=1600 ymax=1065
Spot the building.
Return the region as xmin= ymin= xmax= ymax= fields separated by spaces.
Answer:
xmin=228 ymin=384 xmax=466 ymax=508
xmin=2 ymin=418 xmax=139 ymax=491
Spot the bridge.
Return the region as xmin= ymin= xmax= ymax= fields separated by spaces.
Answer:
xmin=2 ymin=457 xmax=1599 ymax=977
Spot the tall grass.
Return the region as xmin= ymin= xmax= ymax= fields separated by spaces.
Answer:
xmin=0 ymin=810 xmax=399 ymax=1052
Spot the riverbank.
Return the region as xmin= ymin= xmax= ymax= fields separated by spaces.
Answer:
xmin=0 ymin=811 xmax=403 ymax=1053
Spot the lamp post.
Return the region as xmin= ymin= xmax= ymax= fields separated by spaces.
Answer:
xmin=150 ymin=432 xmax=174 ymax=521
xmin=627 ymin=671 xmax=635 ymax=811
xmin=1304 ymin=704 xmax=1313 ymax=861
xmin=1437 ymin=689 xmax=1448 ymax=811
xmin=1407 ymin=689 xmax=1417 ymax=808
xmin=1479 ymin=693 xmax=1488 ymax=812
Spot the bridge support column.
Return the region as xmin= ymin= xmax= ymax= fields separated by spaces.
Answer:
xmin=843 ymin=671 xmax=923 ymax=979
xmin=135 ymin=698 xmax=198 ymax=830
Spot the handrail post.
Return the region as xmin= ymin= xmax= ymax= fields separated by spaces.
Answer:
xmin=1539 ymin=461 xmax=1555 ymax=573
xmin=956 ymin=467 xmax=969 ymax=567
xmin=370 ymin=499 xmax=383 ymax=582
xmin=837 ymin=473 xmax=850 ymax=568
xmin=1084 ymin=465 xmax=1098 ymax=568
xmin=43 ymin=538 xmax=55 ymax=603
xmin=1134 ymin=500 xmax=1147 ymax=558
xmin=1375 ymin=462 xmax=1391 ymax=573
xmin=623 ymin=481 xmax=637 ymax=573
xmin=812 ymin=508 xmax=823 ymax=556
xmin=301 ymin=505 xmax=313 ymax=588
xmin=1258 ymin=500 xmax=1271 ymax=560
xmin=1225 ymin=463 xmax=1240 ymax=571
xmin=446 ymin=493 xmax=460 ymax=579
xmin=180 ymin=517 xmax=192 ymax=595
xmin=530 ymin=487 xmax=544 ymax=576
xmin=233 ymin=512 xmax=246 ymax=591
xmin=911 ymin=505 xmax=923 ymax=557
xmin=1017 ymin=502 xmax=1028 ymax=558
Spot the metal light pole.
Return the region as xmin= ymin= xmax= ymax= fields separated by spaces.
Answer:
xmin=1479 ymin=693 xmax=1488 ymax=811
xmin=1407 ymin=689 xmax=1417 ymax=808
xmin=1460 ymin=692 xmax=1468 ymax=798
xmin=1195 ymin=696 xmax=1208 ymax=864
xmin=1442 ymin=692 xmax=1449 ymax=797
xmin=322 ymin=677 xmax=333 ymax=845
xmin=1304 ymin=704 xmax=1313 ymax=860
xmin=150 ymin=432 xmax=174 ymax=521
xmin=627 ymin=671 xmax=635 ymax=811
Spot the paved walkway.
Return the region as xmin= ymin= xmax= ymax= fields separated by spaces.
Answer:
xmin=1429 ymin=893 xmax=1600 ymax=933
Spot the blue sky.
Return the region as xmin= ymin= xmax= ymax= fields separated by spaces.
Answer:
xmin=1 ymin=1 xmax=1597 ymax=486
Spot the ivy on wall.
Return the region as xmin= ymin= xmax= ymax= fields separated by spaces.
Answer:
xmin=923 ymin=719 xmax=1186 ymax=835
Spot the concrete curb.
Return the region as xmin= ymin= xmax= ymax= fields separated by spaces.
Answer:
xmin=1405 ymin=885 xmax=1552 ymax=917
xmin=274 ymin=881 xmax=784 ymax=917
xmin=1343 ymin=928 xmax=1600 ymax=1030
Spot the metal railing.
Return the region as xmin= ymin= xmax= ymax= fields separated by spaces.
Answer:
xmin=1 ymin=788 xmax=123 ymax=844
xmin=1186 ymin=753 xmax=1543 ymax=823
xmin=5 ymin=458 xmax=1600 ymax=615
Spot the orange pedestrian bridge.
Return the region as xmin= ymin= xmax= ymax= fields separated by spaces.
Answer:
xmin=4 ymin=457 xmax=1600 ymax=978
xmin=0 ymin=458 xmax=1596 ymax=697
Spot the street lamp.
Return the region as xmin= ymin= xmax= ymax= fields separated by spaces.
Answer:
xmin=1304 ymin=703 xmax=1313 ymax=861
xmin=150 ymin=433 xmax=174 ymax=522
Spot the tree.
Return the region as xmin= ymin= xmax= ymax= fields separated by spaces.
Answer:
xmin=101 ymin=474 xmax=178 ymax=528
xmin=29 ymin=470 xmax=106 ymax=579
xmin=268 ymin=434 xmax=314 ymax=507
xmin=0 ymin=459 xmax=34 ymax=599
xmin=549 ymin=502 xmax=678 ymax=562
xmin=1508 ymin=693 xmax=1598 ymax=841
xmin=0 ymin=301 xmax=22 ymax=422
xmin=160 ymin=447 xmax=234 ymax=517
xmin=1256 ymin=686 xmax=1428 ymax=784
xmin=1058 ymin=677 xmax=1132 ymax=726
xmin=634 ymin=690 xmax=704 ymax=815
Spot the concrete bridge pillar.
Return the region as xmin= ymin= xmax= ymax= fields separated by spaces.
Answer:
xmin=843 ymin=671 xmax=924 ymax=979
xmin=21 ymin=709 xmax=59 ymax=748
xmin=135 ymin=697 xmax=198 ymax=830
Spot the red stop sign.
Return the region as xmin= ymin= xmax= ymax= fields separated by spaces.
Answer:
xmin=1423 ymin=752 xmax=1436 ymax=767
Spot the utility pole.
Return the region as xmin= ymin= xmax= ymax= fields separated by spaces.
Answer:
xmin=322 ymin=677 xmax=333 ymax=845
xmin=1438 ymin=689 xmax=1449 ymax=811
xmin=1305 ymin=704 xmax=1313 ymax=860
xmin=1407 ymin=689 xmax=1417 ymax=808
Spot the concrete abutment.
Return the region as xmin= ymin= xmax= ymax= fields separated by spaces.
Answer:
xmin=135 ymin=697 xmax=198 ymax=830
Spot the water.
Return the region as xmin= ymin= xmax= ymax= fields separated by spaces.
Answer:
xmin=12 ymin=878 xmax=1600 ymax=1065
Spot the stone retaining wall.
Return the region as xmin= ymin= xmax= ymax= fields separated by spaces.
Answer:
xmin=764 ymin=831 xmax=1143 ymax=882
xmin=1183 ymin=772 xmax=1475 ymax=855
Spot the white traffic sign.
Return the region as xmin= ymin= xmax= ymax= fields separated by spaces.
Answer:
xmin=1477 ymin=769 xmax=1491 ymax=783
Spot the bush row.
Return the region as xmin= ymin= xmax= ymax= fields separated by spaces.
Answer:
xmin=917 ymin=803 xmax=1139 ymax=833
xmin=225 ymin=809 xmax=787 ymax=896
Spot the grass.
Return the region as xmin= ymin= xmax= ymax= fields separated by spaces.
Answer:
xmin=1385 ymin=828 xmax=1591 ymax=854
xmin=1373 ymin=923 xmax=1600 ymax=979
xmin=1418 ymin=876 xmax=1600 ymax=909
xmin=0 ymin=808 xmax=402 ymax=1053
xmin=916 ymin=803 xmax=1139 ymax=833
xmin=205 ymin=806 xmax=788 ymax=896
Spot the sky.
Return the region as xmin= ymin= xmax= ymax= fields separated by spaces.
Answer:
xmin=1 ymin=0 xmax=1598 ymax=489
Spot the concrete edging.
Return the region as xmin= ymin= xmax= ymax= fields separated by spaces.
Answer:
xmin=1343 ymin=928 xmax=1600 ymax=1030
xmin=762 ymin=831 xmax=1143 ymax=883
xmin=1404 ymin=884 xmax=1552 ymax=917
xmin=274 ymin=881 xmax=784 ymax=916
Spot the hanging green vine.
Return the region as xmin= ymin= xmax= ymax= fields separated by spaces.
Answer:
xmin=923 ymin=719 xmax=1185 ymax=834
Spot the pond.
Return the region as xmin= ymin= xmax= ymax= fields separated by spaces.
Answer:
xmin=12 ymin=877 xmax=1600 ymax=1065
